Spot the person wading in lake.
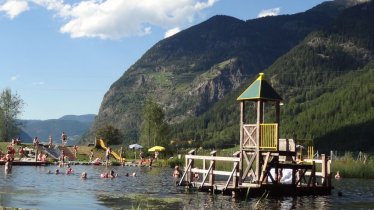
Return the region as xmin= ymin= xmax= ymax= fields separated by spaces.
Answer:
xmin=173 ymin=166 xmax=182 ymax=178
xmin=5 ymin=154 xmax=13 ymax=174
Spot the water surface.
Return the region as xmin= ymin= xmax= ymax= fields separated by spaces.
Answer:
xmin=0 ymin=165 xmax=373 ymax=209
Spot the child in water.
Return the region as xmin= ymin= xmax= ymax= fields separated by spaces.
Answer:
xmin=173 ymin=166 xmax=182 ymax=178
xmin=101 ymin=170 xmax=117 ymax=178
xmin=81 ymin=171 xmax=88 ymax=179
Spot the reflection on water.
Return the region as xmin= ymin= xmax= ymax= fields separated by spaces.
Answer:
xmin=1 ymin=165 xmax=374 ymax=209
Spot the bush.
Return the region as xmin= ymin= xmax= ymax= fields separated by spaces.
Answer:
xmin=167 ymin=157 xmax=184 ymax=168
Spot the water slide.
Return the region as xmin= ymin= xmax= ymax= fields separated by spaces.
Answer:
xmin=41 ymin=145 xmax=60 ymax=160
xmin=97 ymin=139 xmax=125 ymax=162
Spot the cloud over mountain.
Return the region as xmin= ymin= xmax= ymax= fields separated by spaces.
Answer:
xmin=0 ymin=0 xmax=216 ymax=40
xmin=257 ymin=7 xmax=280 ymax=18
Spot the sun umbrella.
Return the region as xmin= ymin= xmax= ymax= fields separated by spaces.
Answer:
xmin=129 ymin=144 xmax=143 ymax=150
xmin=148 ymin=146 xmax=165 ymax=152
xmin=129 ymin=144 xmax=143 ymax=160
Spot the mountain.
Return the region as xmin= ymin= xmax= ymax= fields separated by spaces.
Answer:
xmin=81 ymin=0 xmax=371 ymax=152
xmin=59 ymin=115 xmax=96 ymax=123
xmin=81 ymin=0 xmax=363 ymax=144
xmin=172 ymin=0 xmax=374 ymax=151
xmin=266 ymin=1 xmax=374 ymax=152
xmin=20 ymin=114 xmax=96 ymax=145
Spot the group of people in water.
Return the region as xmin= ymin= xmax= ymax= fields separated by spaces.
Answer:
xmin=46 ymin=161 xmax=138 ymax=180
xmin=2 ymin=132 xmax=70 ymax=174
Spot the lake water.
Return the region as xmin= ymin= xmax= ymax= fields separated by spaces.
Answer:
xmin=1 ymin=165 xmax=374 ymax=210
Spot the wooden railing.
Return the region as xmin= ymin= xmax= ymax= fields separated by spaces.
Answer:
xmin=242 ymin=123 xmax=278 ymax=150
xmin=179 ymin=150 xmax=240 ymax=190
xmin=295 ymin=139 xmax=314 ymax=161
xmin=260 ymin=124 xmax=278 ymax=150
xmin=303 ymin=154 xmax=331 ymax=187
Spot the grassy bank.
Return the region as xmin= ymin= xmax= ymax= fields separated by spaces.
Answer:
xmin=0 ymin=141 xmax=183 ymax=168
xmin=331 ymin=152 xmax=374 ymax=179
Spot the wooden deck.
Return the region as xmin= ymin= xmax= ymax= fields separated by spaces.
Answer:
xmin=182 ymin=180 xmax=332 ymax=197
xmin=0 ymin=160 xmax=49 ymax=166
xmin=178 ymin=150 xmax=332 ymax=198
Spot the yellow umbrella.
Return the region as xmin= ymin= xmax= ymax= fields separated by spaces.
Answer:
xmin=148 ymin=146 xmax=165 ymax=152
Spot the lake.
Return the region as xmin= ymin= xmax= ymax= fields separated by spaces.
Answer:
xmin=1 ymin=164 xmax=374 ymax=209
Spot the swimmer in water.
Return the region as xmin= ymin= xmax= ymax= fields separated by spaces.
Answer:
xmin=81 ymin=171 xmax=87 ymax=179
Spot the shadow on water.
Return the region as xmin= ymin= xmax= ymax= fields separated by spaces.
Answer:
xmin=1 ymin=165 xmax=374 ymax=209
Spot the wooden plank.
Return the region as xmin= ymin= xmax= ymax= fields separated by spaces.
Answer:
xmin=305 ymin=172 xmax=323 ymax=176
xmin=304 ymin=159 xmax=323 ymax=163
xmin=191 ymin=168 xmax=239 ymax=176
xmin=259 ymin=152 xmax=270 ymax=183
xmin=242 ymin=152 xmax=256 ymax=180
xmin=185 ymin=155 xmax=240 ymax=162
xmin=223 ymin=162 xmax=238 ymax=190
xmin=178 ymin=161 xmax=192 ymax=186
xmin=200 ymin=162 xmax=214 ymax=187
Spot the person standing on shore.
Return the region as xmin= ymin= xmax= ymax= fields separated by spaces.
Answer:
xmin=33 ymin=137 xmax=39 ymax=148
xmin=73 ymin=145 xmax=78 ymax=158
xmin=61 ymin=132 xmax=68 ymax=146
xmin=105 ymin=147 xmax=112 ymax=166
xmin=60 ymin=150 xmax=65 ymax=164
xmin=48 ymin=135 xmax=53 ymax=148
xmin=89 ymin=149 xmax=94 ymax=162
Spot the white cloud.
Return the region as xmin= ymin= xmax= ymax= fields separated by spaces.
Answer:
xmin=0 ymin=0 xmax=29 ymax=19
xmin=29 ymin=0 xmax=216 ymax=40
xmin=11 ymin=75 xmax=19 ymax=81
xmin=257 ymin=7 xmax=280 ymax=18
xmin=0 ymin=0 xmax=216 ymax=39
xmin=164 ymin=27 xmax=181 ymax=38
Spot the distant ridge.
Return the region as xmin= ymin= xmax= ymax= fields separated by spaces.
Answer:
xmin=20 ymin=114 xmax=96 ymax=144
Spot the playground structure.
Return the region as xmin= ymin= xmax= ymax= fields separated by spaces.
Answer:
xmin=178 ymin=73 xmax=332 ymax=198
xmin=96 ymin=139 xmax=125 ymax=162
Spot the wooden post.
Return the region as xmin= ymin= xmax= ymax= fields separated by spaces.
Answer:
xmin=255 ymin=100 xmax=263 ymax=182
xmin=321 ymin=154 xmax=326 ymax=186
xmin=233 ymin=151 xmax=240 ymax=188
xmin=203 ymin=156 xmax=206 ymax=179
xmin=275 ymin=156 xmax=279 ymax=184
xmin=239 ymin=101 xmax=245 ymax=184
xmin=186 ymin=149 xmax=196 ymax=183
xmin=209 ymin=151 xmax=217 ymax=186
xmin=312 ymin=161 xmax=316 ymax=187
xmin=35 ymin=148 xmax=38 ymax=163
xmin=275 ymin=102 xmax=280 ymax=151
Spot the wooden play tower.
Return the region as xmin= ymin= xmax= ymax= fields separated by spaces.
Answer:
xmin=178 ymin=73 xmax=332 ymax=197
xmin=237 ymin=72 xmax=283 ymax=184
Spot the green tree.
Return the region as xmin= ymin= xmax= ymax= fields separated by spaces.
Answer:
xmin=139 ymin=99 xmax=168 ymax=148
xmin=95 ymin=125 xmax=122 ymax=145
xmin=0 ymin=89 xmax=24 ymax=141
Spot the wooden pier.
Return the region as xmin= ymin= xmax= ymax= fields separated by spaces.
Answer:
xmin=178 ymin=73 xmax=332 ymax=198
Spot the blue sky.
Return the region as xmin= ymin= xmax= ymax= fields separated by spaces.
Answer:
xmin=0 ymin=0 xmax=327 ymax=120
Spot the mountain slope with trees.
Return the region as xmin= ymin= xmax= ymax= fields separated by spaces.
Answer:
xmin=171 ymin=0 xmax=374 ymax=151
xmin=82 ymin=0 xmax=355 ymax=146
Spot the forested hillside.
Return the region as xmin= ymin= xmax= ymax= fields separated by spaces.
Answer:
xmin=267 ymin=1 xmax=374 ymax=152
xmin=82 ymin=0 xmax=353 ymax=146
xmin=170 ymin=1 xmax=374 ymax=152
